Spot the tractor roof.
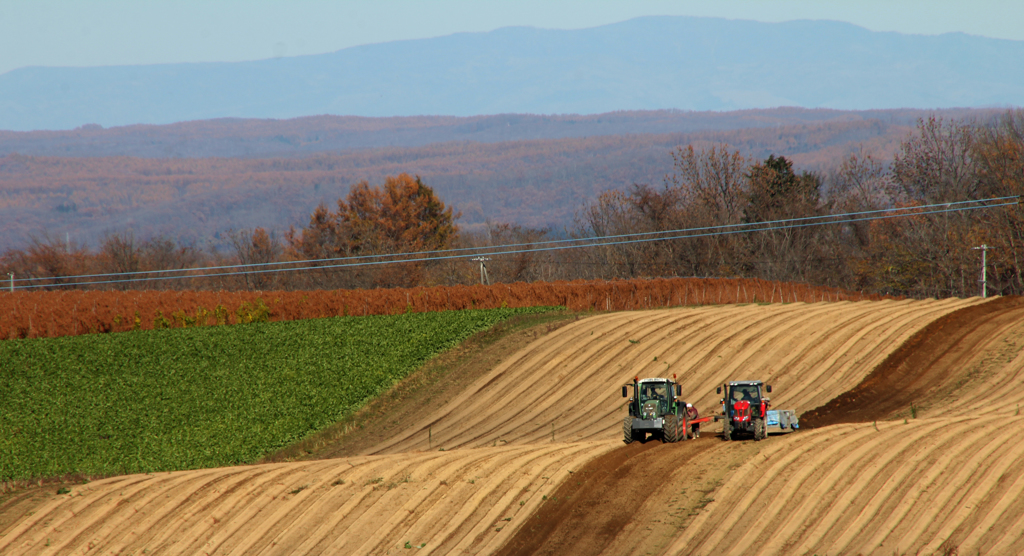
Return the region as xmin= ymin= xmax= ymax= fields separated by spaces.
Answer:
xmin=728 ymin=380 xmax=764 ymax=386
xmin=637 ymin=378 xmax=672 ymax=384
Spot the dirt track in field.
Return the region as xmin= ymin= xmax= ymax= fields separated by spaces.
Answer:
xmin=7 ymin=296 xmax=1023 ymax=556
xmin=494 ymin=439 xmax=718 ymax=556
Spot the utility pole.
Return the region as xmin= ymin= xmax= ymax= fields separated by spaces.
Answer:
xmin=972 ymin=244 xmax=991 ymax=298
xmin=471 ymin=257 xmax=491 ymax=285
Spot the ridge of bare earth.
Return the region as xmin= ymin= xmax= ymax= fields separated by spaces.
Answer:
xmin=800 ymin=296 xmax=1023 ymax=427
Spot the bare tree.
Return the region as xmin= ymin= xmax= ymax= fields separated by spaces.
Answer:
xmin=974 ymin=109 xmax=1024 ymax=294
xmin=817 ymin=150 xmax=897 ymax=288
xmin=99 ymin=231 xmax=140 ymax=290
xmin=229 ymin=228 xmax=282 ymax=291
xmin=666 ymin=144 xmax=749 ymax=276
xmin=572 ymin=188 xmax=667 ymax=280
xmin=139 ymin=236 xmax=202 ymax=290
xmin=484 ymin=222 xmax=551 ymax=283
xmin=893 ymin=116 xmax=979 ymax=203
xmin=7 ymin=232 xmax=91 ymax=289
xmin=570 ymin=144 xmax=751 ymax=281
xmin=884 ymin=117 xmax=981 ymax=296
xmin=669 ymin=144 xmax=748 ymax=226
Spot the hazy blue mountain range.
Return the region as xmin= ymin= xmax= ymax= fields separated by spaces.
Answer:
xmin=1 ymin=16 xmax=1022 ymax=131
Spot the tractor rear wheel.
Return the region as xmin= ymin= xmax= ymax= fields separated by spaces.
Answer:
xmin=722 ymin=420 xmax=732 ymax=441
xmin=754 ymin=417 xmax=766 ymax=441
xmin=623 ymin=416 xmax=636 ymax=444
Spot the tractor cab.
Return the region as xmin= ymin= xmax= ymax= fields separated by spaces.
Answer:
xmin=714 ymin=379 xmax=799 ymax=441
xmin=728 ymin=384 xmax=762 ymax=403
xmin=637 ymin=380 xmax=671 ymax=418
xmin=725 ymin=383 xmax=763 ymax=419
xmin=623 ymin=377 xmax=679 ymax=419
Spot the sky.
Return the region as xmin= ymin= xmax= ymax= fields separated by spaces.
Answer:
xmin=2 ymin=0 xmax=1022 ymax=76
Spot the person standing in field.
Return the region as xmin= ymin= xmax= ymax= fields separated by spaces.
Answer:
xmin=686 ymin=403 xmax=701 ymax=438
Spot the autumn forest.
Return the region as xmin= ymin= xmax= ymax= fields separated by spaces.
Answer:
xmin=1 ymin=108 xmax=1022 ymax=299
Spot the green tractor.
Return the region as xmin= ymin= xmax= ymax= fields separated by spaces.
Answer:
xmin=621 ymin=376 xmax=691 ymax=443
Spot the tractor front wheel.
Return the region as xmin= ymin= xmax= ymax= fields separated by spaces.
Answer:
xmin=754 ymin=418 xmax=766 ymax=441
xmin=663 ymin=414 xmax=682 ymax=443
xmin=623 ymin=416 xmax=636 ymax=444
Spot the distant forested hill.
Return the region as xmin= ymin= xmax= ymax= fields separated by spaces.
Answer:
xmin=0 ymin=114 xmax=931 ymax=251
xmin=0 ymin=108 xmax=979 ymax=159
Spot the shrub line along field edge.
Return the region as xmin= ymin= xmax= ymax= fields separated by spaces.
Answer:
xmin=0 ymin=277 xmax=892 ymax=340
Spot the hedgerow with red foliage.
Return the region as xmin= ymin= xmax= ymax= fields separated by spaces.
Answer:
xmin=0 ymin=277 xmax=892 ymax=340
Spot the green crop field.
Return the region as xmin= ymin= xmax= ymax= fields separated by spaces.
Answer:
xmin=0 ymin=307 xmax=556 ymax=481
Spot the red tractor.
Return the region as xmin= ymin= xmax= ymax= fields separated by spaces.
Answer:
xmin=715 ymin=380 xmax=799 ymax=441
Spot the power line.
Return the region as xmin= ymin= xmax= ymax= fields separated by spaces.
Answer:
xmin=7 ymin=197 xmax=1017 ymax=290
xmin=8 ymin=197 xmax=1012 ymax=284
xmin=9 ymin=199 xmax=1016 ymax=289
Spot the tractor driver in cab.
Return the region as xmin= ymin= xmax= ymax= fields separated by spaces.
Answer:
xmin=733 ymin=386 xmax=758 ymax=403
xmin=640 ymin=383 xmax=669 ymax=416
xmin=641 ymin=385 xmax=655 ymax=401
xmin=729 ymin=386 xmax=757 ymax=420
xmin=642 ymin=384 xmax=667 ymax=402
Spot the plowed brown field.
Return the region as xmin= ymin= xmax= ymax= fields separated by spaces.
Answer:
xmin=0 ymin=443 xmax=610 ymax=555
xmin=661 ymin=296 xmax=1024 ymax=556
xmin=359 ymin=297 xmax=978 ymax=454
xmin=6 ymin=296 xmax=1020 ymax=556
xmin=802 ymin=295 xmax=1024 ymax=426
xmin=664 ymin=415 xmax=1024 ymax=555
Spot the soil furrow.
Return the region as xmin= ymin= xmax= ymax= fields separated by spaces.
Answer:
xmin=831 ymin=420 xmax=968 ymax=553
xmin=958 ymin=438 xmax=1024 ymax=549
xmin=896 ymin=418 xmax=1020 ymax=550
xmin=699 ymin=425 xmax=881 ymax=555
xmin=862 ymin=419 xmax=1002 ymax=553
xmin=768 ymin=422 xmax=920 ymax=553
xmin=778 ymin=300 xmax=961 ymax=410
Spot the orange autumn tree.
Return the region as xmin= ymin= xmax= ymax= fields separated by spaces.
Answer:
xmin=287 ymin=173 xmax=458 ymax=289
